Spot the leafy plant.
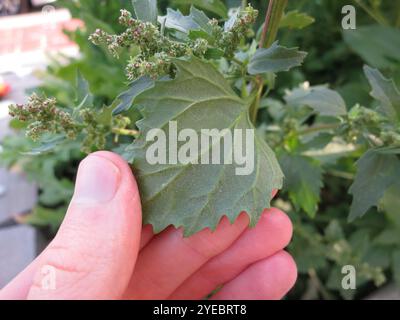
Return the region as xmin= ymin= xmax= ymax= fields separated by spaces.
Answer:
xmin=0 ymin=0 xmax=134 ymax=232
xmin=2 ymin=0 xmax=400 ymax=299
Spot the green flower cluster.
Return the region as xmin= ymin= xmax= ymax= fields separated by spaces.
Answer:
xmin=344 ymin=105 xmax=400 ymax=146
xmin=9 ymin=94 xmax=134 ymax=154
xmin=210 ymin=5 xmax=258 ymax=57
xmin=89 ymin=6 xmax=257 ymax=81
xmin=9 ymin=93 xmax=78 ymax=141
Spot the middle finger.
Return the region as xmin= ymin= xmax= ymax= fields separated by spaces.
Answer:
xmin=123 ymin=213 xmax=250 ymax=299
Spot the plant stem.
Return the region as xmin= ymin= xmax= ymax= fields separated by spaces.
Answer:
xmin=307 ymin=269 xmax=336 ymax=300
xmin=353 ymin=0 xmax=388 ymax=26
xmin=250 ymin=0 xmax=288 ymax=124
xmin=250 ymin=77 xmax=264 ymax=123
xmin=112 ymin=127 xmax=139 ymax=137
xmin=259 ymin=0 xmax=275 ymax=48
xmin=327 ymin=169 xmax=355 ymax=180
xmin=259 ymin=0 xmax=288 ymax=48
xmin=299 ymin=123 xmax=340 ymax=135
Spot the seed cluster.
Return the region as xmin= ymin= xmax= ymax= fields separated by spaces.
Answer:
xmin=344 ymin=105 xmax=400 ymax=146
xmin=9 ymin=94 xmax=133 ymax=154
xmin=211 ymin=5 xmax=258 ymax=57
xmin=9 ymin=93 xmax=78 ymax=141
xmin=89 ymin=6 xmax=258 ymax=81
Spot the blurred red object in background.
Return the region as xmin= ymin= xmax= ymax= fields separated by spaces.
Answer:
xmin=0 ymin=81 xmax=11 ymax=98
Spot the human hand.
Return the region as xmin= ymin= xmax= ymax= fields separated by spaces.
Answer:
xmin=0 ymin=151 xmax=296 ymax=300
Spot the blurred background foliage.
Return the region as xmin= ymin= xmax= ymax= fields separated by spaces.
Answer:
xmin=1 ymin=0 xmax=400 ymax=299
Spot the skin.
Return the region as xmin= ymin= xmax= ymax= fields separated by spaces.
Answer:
xmin=0 ymin=151 xmax=297 ymax=300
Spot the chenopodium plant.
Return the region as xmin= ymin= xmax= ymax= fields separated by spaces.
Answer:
xmin=8 ymin=0 xmax=400 ymax=236
xmin=277 ymin=65 xmax=400 ymax=221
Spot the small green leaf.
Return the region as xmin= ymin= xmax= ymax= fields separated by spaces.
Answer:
xmin=172 ymin=0 xmax=228 ymax=18
xmin=187 ymin=6 xmax=212 ymax=32
xmin=163 ymin=9 xmax=196 ymax=33
xmin=224 ymin=9 xmax=239 ymax=31
xmin=163 ymin=6 xmax=212 ymax=35
xmin=188 ymin=29 xmax=213 ymax=41
xmin=113 ymin=76 xmax=154 ymax=115
xmin=9 ymin=118 xmax=27 ymax=130
xmin=280 ymin=10 xmax=315 ymax=29
xmin=128 ymin=57 xmax=283 ymax=236
xmin=75 ymin=71 xmax=93 ymax=108
xmin=279 ymin=154 xmax=323 ymax=218
xmin=248 ymin=42 xmax=307 ymax=75
xmin=349 ymin=149 xmax=400 ymax=221
xmin=204 ymin=47 xmax=224 ymax=59
xmin=363 ymin=65 xmax=400 ymax=121
xmin=132 ymin=0 xmax=158 ymax=25
xmin=23 ymin=136 xmax=66 ymax=156
xmin=324 ymin=220 xmax=345 ymax=241
xmin=285 ymin=85 xmax=347 ymax=116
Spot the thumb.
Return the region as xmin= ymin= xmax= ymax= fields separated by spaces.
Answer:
xmin=27 ymin=151 xmax=142 ymax=300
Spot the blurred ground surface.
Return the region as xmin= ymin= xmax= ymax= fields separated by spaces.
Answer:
xmin=0 ymin=8 xmax=78 ymax=289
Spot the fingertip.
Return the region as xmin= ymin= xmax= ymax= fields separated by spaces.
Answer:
xmin=248 ymin=250 xmax=297 ymax=299
xmin=85 ymin=151 xmax=141 ymax=206
xmin=88 ymin=151 xmax=136 ymax=184
xmin=269 ymin=251 xmax=298 ymax=292
xmin=258 ymin=208 xmax=293 ymax=248
xmin=89 ymin=151 xmax=128 ymax=167
xmin=211 ymin=250 xmax=297 ymax=300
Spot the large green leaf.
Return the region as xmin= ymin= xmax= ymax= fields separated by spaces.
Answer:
xmin=127 ymin=57 xmax=283 ymax=235
xmin=349 ymin=149 xmax=400 ymax=221
xmin=364 ymin=65 xmax=400 ymax=121
xmin=343 ymin=25 xmax=400 ymax=69
xmin=132 ymin=0 xmax=158 ymax=25
xmin=279 ymin=154 xmax=323 ymax=218
xmin=248 ymin=41 xmax=307 ymax=75
xmin=285 ymin=85 xmax=347 ymax=116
